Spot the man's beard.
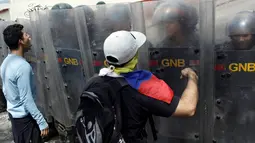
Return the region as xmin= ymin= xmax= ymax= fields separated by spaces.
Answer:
xmin=23 ymin=42 xmax=32 ymax=52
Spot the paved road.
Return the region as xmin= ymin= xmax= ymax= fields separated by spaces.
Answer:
xmin=0 ymin=112 xmax=13 ymax=143
xmin=0 ymin=112 xmax=59 ymax=143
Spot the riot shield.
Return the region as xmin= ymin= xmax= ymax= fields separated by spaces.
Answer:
xmin=0 ymin=20 xmax=5 ymax=65
xmin=0 ymin=20 xmax=14 ymax=112
xmin=0 ymin=21 xmax=13 ymax=73
xmin=141 ymin=0 xmax=208 ymax=142
xmin=0 ymin=20 xmax=5 ymax=88
xmin=214 ymin=2 xmax=255 ymax=142
xmin=0 ymin=21 xmax=12 ymax=63
xmin=33 ymin=7 xmax=92 ymax=133
xmin=16 ymin=17 xmax=51 ymax=121
xmin=0 ymin=20 xmax=5 ymax=112
xmin=214 ymin=50 xmax=255 ymax=142
xmin=85 ymin=2 xmax=145 ymax=74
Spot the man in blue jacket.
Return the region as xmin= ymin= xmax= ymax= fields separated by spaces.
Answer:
xmin=0 ymin=24 xmax=49 ymax=143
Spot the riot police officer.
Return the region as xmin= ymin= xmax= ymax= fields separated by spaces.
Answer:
xmin=152 ymin=1 xmax=199 ymax=48
xmin=92 ymin=3 xmax=132 ymax=50
xmin=76 ymin=5 xmax=95 ymax=45
xmin=214 ymin=11 xmax=255 ymax=142
xmin=104 ymin=3 xmax=131 ymax=32
xmin=47 ymin=3 xmax=80 ymax=142
xmin=227 ymin=11 xmax=255 ymax=50
xmin=51 ymin=3 xmax=72 ymax=9
xmin=50 ymin=3 xmax=78 ymax=49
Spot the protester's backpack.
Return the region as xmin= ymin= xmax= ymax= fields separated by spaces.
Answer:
xmin=75 ymin=75 xmax=129 ymax=143
xmin=75 ymin=75 xmax=158 ymax=143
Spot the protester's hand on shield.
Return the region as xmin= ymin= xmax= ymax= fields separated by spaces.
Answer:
xmin=41 ymin=126 xmax=49 ymax=137
xmin=180 ymin=67 xmax=198 ymax=81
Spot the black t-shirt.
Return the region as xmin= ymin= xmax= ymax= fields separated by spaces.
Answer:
xmin=118 ymin=78 xmax=180 ymax=142
xmin=85 ymin=76 xmax=180 ymax=143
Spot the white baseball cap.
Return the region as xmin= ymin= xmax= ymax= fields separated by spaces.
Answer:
xmin=103 ymin=30 xmax=146 ymax=65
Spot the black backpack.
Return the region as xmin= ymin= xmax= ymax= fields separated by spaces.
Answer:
xmin=75 ymin=75 xmax=129 ymax=143
xmin=75 ymin=75 xmax=158 ymax=143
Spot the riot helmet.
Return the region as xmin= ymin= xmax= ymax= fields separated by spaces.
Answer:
xmin=227 ymin=11 xmax=255 ymax=50
xmin=96 ymin=1 xmax=106 ymax=5
xmin=50 ymin=3 xmax=73 ymax=20
xmin=76 ymin=5 xmax=95 ymax=39
xmin=76 ymin=5 xmax=95 ymax=28
xmin=104 ymin=3 xmax=132 ymax=32
xmin=96 ymin=1 xmax=106 ymax=12
xmin=152 ymin=1 xmax=198 ymax=38
xmin=51 ymin=3 xmax=73 ymax=10
xmin=49 ymin=3 xmax=73 ymax=23
xmin=49 ymin=3 xmax=76 ymax=48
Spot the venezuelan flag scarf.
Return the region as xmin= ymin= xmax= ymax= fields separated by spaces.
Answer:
xmin=99 ymin=55 xmax=174 ymax=104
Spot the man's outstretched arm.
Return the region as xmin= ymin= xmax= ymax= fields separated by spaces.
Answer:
xmin=172 ymin=68 xmax=199 ymax=117
xmin=17 ymin=64 xmax=49 ymax=132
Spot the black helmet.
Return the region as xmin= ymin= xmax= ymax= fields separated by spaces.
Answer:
xmin=152 ymin=1 xmax=198 ymax=31
xmin=51 ymin=3 xmax=73 ymax=10
xmin=49 ymin=3 xmax=73 ymax=20
xmin=48 ymin=3 xmax=74 ymax=35
xmin=227 ymin=11 xmax=255 ymax=36
xmin=96 ymin=1 xmax=106 ymax=5
xmin=227 ymin=11 xmax=255 ymax=50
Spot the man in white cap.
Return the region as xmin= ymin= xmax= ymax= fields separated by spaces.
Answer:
xmin=98 ymin=30 xmax=199 ymax=142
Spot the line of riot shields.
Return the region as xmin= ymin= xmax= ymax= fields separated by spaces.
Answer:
xmin=1 ymin=0 xmax=255 ymax=142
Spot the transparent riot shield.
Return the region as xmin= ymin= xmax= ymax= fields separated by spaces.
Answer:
xmin=0 ymin=21 xmax=12 ymax=62
xmin=214 ymin=2 xmax=255 ymax=142
xmin=0 ymin=20 xmax=5 ymax=87
xmin=140 ymin=0 xmax=214 ymax=142
xmin=16 ymin=17 xmax=51 ymax=122
xmin=214 ymin=50 xmax=255 ymax=143
xmin=84 ymin=2 xmax=145 ymax=74
xmin=0 ymin=20 xmax=5 ymax=112
xmin=0 ymin=20 xmax=14 ymax=112
xmin=34 ymin=8 xmax=92 ymax=136
xmin=0 ymin=20 xmax=5 ymax=65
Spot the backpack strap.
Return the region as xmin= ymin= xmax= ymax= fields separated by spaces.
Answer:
xmin=106 ymin=78 xmax=129 ymax=142
xmin=82 ymin=74 xmax=102 ymax=91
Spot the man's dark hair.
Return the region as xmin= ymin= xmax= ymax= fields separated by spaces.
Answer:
xmin=3 ymin=24 xmax=24 ymax=50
